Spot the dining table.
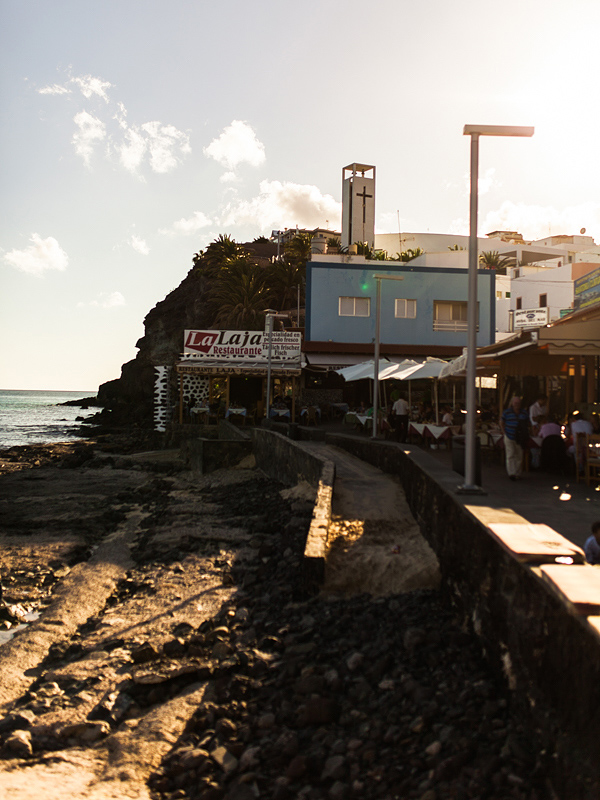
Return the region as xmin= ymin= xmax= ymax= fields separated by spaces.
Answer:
xmin=226 ymin=406 xmax=247 ymax=423
xmin=270 ymin=407 xmax=291 ymax=419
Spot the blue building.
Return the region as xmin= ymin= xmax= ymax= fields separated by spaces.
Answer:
xmin=304 ymin=256 xmax=495 ymax=364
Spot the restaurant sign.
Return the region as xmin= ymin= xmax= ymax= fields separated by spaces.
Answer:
xmin=514 ymin=307 xmax=549 ymax=329
xmin=183 ymin=329 xmax=302 ymax=362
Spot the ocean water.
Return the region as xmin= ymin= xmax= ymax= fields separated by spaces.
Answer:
xmin=0 ymin=390 xmax=97 ymax=449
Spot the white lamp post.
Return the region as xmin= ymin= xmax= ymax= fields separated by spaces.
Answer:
xmin=459 ymin=125 xmax=534 ymax=492
xmin=372 ymin=274 xmax=404 ymax=438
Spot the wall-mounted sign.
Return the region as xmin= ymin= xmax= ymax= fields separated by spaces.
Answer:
xmin=514 ymin=307 xmax=549 ymax=329
xmin=574 ymin=267 xmax=600 ymax=311
xmin=183 ymin=330 xmax=302 ymax=362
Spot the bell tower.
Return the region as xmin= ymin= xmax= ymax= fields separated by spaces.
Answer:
xmin=341 ymin=163 xmax=376 ymax=250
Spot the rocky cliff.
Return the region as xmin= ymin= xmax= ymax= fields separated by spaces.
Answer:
xmin=95 ymin=266 xmax=209 ymax=429
xmin=94 ymin=238 xmax=280 ymax=430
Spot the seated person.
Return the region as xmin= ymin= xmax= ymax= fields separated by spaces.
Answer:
xmin=529 ymin=394 xmax=549 ymax=425
xmin=585 ymin=521 xmax=600 ymax=565
xmin=441 ymin=406 xmax=453 ymax=426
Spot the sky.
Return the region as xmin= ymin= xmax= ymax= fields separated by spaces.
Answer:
xmin=1 ymin=0 xmax=599 ymax=391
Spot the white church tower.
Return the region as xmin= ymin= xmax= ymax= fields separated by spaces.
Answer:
xmin=341 ymin=163 xmax=376 ymax=250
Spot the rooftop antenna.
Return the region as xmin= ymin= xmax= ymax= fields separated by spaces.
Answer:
xmin=397 ymin=210 xmax=402 ymax=250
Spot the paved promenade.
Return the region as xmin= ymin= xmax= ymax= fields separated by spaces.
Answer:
xmin=314 ymin=420 xmax=600 ymax=552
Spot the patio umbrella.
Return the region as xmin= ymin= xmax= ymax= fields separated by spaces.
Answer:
xmin=334 ymin=359 xmax=393 ymax=382
xmin=389 ymin=358 xmax=447 ymax=423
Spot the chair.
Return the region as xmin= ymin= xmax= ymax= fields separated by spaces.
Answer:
xmin=540 ymin=435 xmax=567 ymax=474
xmin=306 ymin=406 xmax=318 ymax=426
xmin=585 ymin=434 xmax=600 ymax=485
xmin=575 ymin=432 xmax=588 ymax=483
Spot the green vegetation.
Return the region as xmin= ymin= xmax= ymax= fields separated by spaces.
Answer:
xmin=478 ymin=250 xmax=516 ymax=274
xmin=191 ymin=233 xmax=307 ymax=329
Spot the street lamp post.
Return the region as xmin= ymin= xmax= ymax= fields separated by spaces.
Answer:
xmin=459 ymin=125 xmax=534 ymax=493
xmin=264 ymin=309 xmax=277 ymax=421
xmin=372 ymin=274 xmax=404 ymax=439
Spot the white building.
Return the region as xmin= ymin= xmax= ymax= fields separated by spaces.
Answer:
xmin=375 ymin=230 xmax=600 ymax=339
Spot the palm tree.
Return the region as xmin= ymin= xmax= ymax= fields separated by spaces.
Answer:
xmin=211 ymin=254 xmax=274 ymax=329
xmin=396 ymin=247 xmax=424 ymax=262
xmin=479 ymin=250 xmax=515 ymax=273
xmin=284 ymin=233 xmax=312 ymax=268
xmin=448 ymin=244 xmax=465 ymax=251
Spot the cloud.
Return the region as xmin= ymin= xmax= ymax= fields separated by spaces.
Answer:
xmin=78 ymin=291 xmax=126 ymax=309
xmin=461 ymin=167 xmax=499 ymax=196
xmin=71 ymin=75 xmax=112 ymax=102
xmin=219 ymin=180 xmax=341 ymax=232
xmin=38 ymin=84 xmax=71 ymax=96
xmin=481 ymin=200 xmax=600 ymax=242
xmin=38 ymin=74 xmax=190 ymax=175
xmin=204 ymin=120 xmax=266 ymax=173
xmin=141 ymin=121 xmax=191 ymax=173
xmin=447 ymin=200 xmax=600 ymax=242
xmin=72 ymin=111 xmax=106 ymax=167
xmin=160 ymin=211 xmax=212 ymax=236
xmin=129 ymin=236 xmax=150 ymax=255
xmin=4 ymin=234 xmax=69 ymax=276
xmin=116 ymin=119 xmax=191 ymax=175
xmin=38 ymin=74 xmax=111 ymax=101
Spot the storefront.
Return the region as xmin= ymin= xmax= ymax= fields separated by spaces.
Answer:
xmin=167 ymin=329 xmax=304 ymax=427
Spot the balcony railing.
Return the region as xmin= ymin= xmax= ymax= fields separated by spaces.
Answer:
xmin=433 ymin=320 xmax=477 ymax=332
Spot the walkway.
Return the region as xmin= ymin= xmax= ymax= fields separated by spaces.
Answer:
xmin=304 ymin=418 xmax=600 ymax=552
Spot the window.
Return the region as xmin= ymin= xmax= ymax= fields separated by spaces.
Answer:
xmin=433 ymin=301 xmax=475 ymax=332
xmin=339 ymin=296 xmax=370 ymax=317
xmin=505 ymin=291 xmax=511 ymax=298
xmin=496 ymin=291 xmax=502 ymax=298
xmin=516 ymin=297 xmax=522 ymax=310
xmin=539 ymin=293 xmax=547 ymax=308
xmin=395 ymin=298 xmax=417 ymax=318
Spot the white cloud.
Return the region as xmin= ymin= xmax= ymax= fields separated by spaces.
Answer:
xmin=72 ymin=111 xmax=106 ymax=167
xmin=78 ymin=291 xmax=126 ymax=309
xmin=481 ymin=200 xmax=600 ymax=242
xmin=447 ymin=200 xmax=600 ymax=242
xmin=117 ymin=121 xmax=191 ymax=175
xmin=141 ymin=121 xmax=191 ymax=173
xmin=72 ymin=75 xmax=112 ymax=102
xmin=160 ymin=211 xmax=213 ymax=236
xmin=219 ymin=180 xmax=341 ymax=232
xmin=461 ymin=167 xmax=499 ymax=196
xmin=129 ymin=236 xmax=150 ymax=255
xmin=204 ymin=120 xmax=266 ymax=173
xmin=4 ymin=234 xmax=69 ymax=276
xmin=38 ymin=84 xmax=71 ymax=96
xmin=119 ymin=127 xmax=147 ymax=173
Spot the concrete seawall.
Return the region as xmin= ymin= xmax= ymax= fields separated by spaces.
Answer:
xmin=249 ymin=427 xmax=600 ymax=797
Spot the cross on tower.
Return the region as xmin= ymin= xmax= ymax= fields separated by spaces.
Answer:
xmin=356 ymin=186 xmax=373 ymax=223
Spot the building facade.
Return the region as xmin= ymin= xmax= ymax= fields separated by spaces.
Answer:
xmin=305 ymin=255 xmax=495 ymax=357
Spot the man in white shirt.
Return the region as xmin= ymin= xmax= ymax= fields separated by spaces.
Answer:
xmin=392 ymin=394 xmax=410 ymax=442
xmin=529 ymin=394 xmax=549 ymax=425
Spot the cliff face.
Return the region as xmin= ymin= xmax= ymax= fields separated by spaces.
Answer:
xmin=95 ymin=238 xmax=282 ymax=429
xmin=97 ymin=267 xmax=210 ymax=427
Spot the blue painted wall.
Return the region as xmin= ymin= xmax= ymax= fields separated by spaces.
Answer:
xmin=306 ymin=262 xmax=495 ymax=347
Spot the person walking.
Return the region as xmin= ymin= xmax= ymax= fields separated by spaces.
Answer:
xmin=392 ymin=393 xmax=410 ymax=442
xmin=500 ymin=395 xmax=529 ymax=481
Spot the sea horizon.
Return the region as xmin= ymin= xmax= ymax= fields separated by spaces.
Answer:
xmin=0 ymin=389 xmax=99 ymax=448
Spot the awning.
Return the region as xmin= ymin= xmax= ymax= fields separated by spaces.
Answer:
xmin=537 ymin=317 xmax=600 ymax=356
xmin=175 ymin=359 xmax=303 ymax=377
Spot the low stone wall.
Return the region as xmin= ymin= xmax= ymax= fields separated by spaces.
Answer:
xmin=325 ymin=432 xmax=600 ymax=797
xmin=251 ymin=429 xmax=335 ymax=592
xmin=182 ymin=422 xmax=252 ymax=474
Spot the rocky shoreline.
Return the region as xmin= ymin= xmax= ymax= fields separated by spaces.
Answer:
xmin=0 ymin=439 xmax=584 ymax=799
